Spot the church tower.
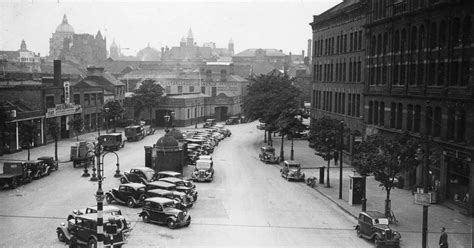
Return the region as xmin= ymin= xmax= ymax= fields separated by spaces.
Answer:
xmin=110 ymin=39 xmax=119 ymax=59
xmin=228 ymin=38 xmax=234 ymax=56
xmin=187 ymin=28 xmax=194 ymax=47
xmin=20 ymin=40 xmax=27 ymax=51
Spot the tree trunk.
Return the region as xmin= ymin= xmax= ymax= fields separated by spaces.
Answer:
xmin=326 ymin=158 xmax=330 ymax=187
xmin=27 ymin=146 xmax=30 ymax=160
xmin=76 ymin=133 xmax=79 ymax=141
xmin=280 ymin=135 xmax=284 ymax=161
xmin=264 ymin=130 xmax=267 ymax=143
xmin=54 ymin=139 xmax=58 ymax=161
xmin=385 ymin=188 xmax=391 ymax=217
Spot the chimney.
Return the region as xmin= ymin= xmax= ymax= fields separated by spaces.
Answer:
xmin=86 ymin=66 xmax=105 ymax=76
xmin=302 ymin=50 xmax=305 ymax=59
xmin=307 ymin=39 xmax=312 ymax=63
xmin=54 ymin=60 xmax=61 ymax=87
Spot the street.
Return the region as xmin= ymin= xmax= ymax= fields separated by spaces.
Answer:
xmin=0 ymin=122 xmax=369 ymax=247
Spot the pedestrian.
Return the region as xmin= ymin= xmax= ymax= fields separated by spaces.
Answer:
xmin=439 ymin=227 xmax=448 ymax=248
xmin=333 ymin=150 xmax=339 ymax=165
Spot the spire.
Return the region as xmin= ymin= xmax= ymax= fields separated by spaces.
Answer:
xmin=62 ymin=14 xmax=68 ymax=24
xmin=20 ymin=40 xmax=27 ymax=51
xmin=188 ymin=28 xmax=193 ymax=39
xmin=229 ymin=38 xmax=234 ymax=44
xmin=96 ymin=30 xmax=103 ymax=40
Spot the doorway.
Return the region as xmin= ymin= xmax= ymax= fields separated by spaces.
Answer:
xmin=214 ymin=107 xmax=228 ymax=121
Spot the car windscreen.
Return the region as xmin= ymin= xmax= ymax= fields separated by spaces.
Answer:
xmin=163 ymin=202 xmax=175 ymax=208
xmin=375 ymin=218 xmax=389 ymax=225
xmin=288 ymin=164 xmax=300 ymax=168
xmin=143 ymin=171 xmax=155 ymax=181
xmin=196 ymin=162 xmax=210 ymax=170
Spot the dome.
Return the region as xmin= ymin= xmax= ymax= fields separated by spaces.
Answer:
xmin=137 ymin=45 xmax=161 ymax=61
xmin=155 ymin=131 xmax=179 ymax=150
xmin=56 ymin=14 xmax=75 ymax=33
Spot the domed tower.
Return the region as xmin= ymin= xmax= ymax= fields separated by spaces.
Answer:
xmin=228 ymin=38 xmax=234 ymax=56
xmin=187 ymin=28 xmax=194 ymax=47
xmin=145 ymin=130 xmax=184 ymax=172
xmin=110 ymin=39 xmax=119 ymax=59
xmin=49 ymin=14 xmax=75 ymax=58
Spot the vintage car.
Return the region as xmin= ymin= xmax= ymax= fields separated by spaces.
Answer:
xmin=225 ymin=116 xmax=240 ymax=125
xmin=146 ymin=189 xmax=193 ymax=209
xmin=256 ymin=122 xmax=266 ymax=130
xmin=57 ymin=213 xmax=126 ymax=247
xmin=70 ymin=141 xmax=95 ymax=168
xmin=139 ymin=197 xmax=191 ymax=229
xmin=125 ymin=125 xmax=145 ymax=141
xmin=192 ymin=159 xmax=214 ymax=182
xmin=37 ymin=156 xmax=59 ymax=172
xmin=0 ymin=161 xmax=33 ymax=189
xmin=355 ymin=211 xmax=401 ymax=247
xmin=203 ymin=118 xmax=216 ymax=128
xmin=198 ymin=155 xmax=213 ymax=161
xmin=24 ymin=160 xmax=51 ymax=179
xmin=67 ymin=205 xmax=130 ymax=233
xmin=105 ymin=183 xmax=147 ymax=208
xmin=158 ymin=177 xmax=198 ymax=202
xmin=259 ymin=146 xmax=279 ymax=164
xmin=280 ymin=160 xmax=305 ymax=181
xmin=120 ymin=167 xmax=156 ymax=184
xmin=98 ymin=133 xmax=125 ymax=151
xmin=155 ymin=171 xmax=195 ymax=189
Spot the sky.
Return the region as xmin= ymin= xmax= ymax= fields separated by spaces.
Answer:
xmin=0 ymin=0 xmax=341 ymax=57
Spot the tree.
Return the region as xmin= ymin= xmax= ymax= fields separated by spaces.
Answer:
xmin=130 ymin=79 xmax=165 ymax=124
xmin=352 ymin=133 xmax=419 ymax=218
xmin=68 ymin=116 xmax=84 ymax=141
xmin=104 ymin=100 xmax=124 ymax=132
xmin=277 ymin=109 xmax=308 ymax=160
xmin=47 ymin=119 xmax=60 ymax=161
xmin=242 ymin=71 xmax=300 ymax=145
xmin=20 ymin=121 xmax=37 ymax=160
xmin=308 ymin=116 xmax=343 ymax=187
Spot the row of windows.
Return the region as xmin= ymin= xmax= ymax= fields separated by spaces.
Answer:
xmin=368 ymin=59 xmax=470 ymax=87
xmin=368 ymin=101 xmax=467 ymax=142
xmin=313 ymin=59 xmax=362 ymax=83
xmin=170 ymin=86 xmax=218 ymax=97
xmin=313 ymin=30 xmax=363 ymax=57
xmin=73 ymin=93 xmax=103 ymax=107
xmin=370 ymin=16 xmax=472 ymax=56
xmin=312 ymin=90 xmax=361 ymax=118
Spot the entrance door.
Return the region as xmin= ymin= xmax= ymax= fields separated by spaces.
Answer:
xmin=214 ymin=107 xmax=228 ymax=121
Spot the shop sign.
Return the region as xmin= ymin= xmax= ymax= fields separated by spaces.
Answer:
xmin=414 ymin=193 xmax=431 ymax=206
xmin=46 ymin=103 xmax=82 ymax=118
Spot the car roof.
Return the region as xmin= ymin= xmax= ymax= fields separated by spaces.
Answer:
xmin=159 ymin=177 xmax=183 ymax=183
xmin=125 ymin=125 xmax=140 ymax=128
xmin=145 ymin=197 xmax=174 ymax=204
xmin=196 ymin=159 xmax=211 ymax=164
xmin=157 ymin=171 xmax=181 ymax=176
xmin=120 ymin=183 xmax=146 ymax=189
xmin=261 ymin=146 xmax=274 ymax=151
xmin=102 ymin=133 xmax=122 ymax=136
xmin=147 ymin=181 xmax=175 ymax=187
xmin=147 ymin=189 xmax=173 ymax=195
xmin=37 ymin=156 xmax=53 ymax=160
xmin=284 ymin=160 xmax=301 ymax=165
xmin=23 ymin=160 xmax=42 ymax=163
xmin=87 ymin=205 xmax=121 ymax=212
xmin=132 ymin=167 xmax=155 ymax=172
xmin=364 ymin=211 xmax=386 ymax=218
xmin=198 ymin=155 xmax=212 ymax=160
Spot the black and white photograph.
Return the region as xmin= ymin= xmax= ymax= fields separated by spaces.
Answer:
xmin=0 ymin=0 xmax=472 ymax=247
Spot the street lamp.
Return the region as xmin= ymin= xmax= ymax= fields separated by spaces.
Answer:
xmin=105 ymin=107 xmax=110 ymax=133
xmin=339 ymin=120 xmax=344 ymax=200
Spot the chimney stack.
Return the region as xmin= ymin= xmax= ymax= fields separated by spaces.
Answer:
xmin=54 ymin=60 xmax=61 ymax=87
xmin=302 ymin=50 xmax=305 ymax=58
xmin=307 ymin=39 xmax=312 ymax=63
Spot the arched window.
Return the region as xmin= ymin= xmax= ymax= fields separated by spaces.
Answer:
xmin=452 ymin=17 xmax=461 ymax=46
xmin=394 ymin=63 xmax=399 ymax=85
xmin=407 ymin=104 xmax=413 ymax=131
xmin=462 ymin=15 xmax=472 ymax=45
xmin=377 ymin=34 xmax=382 ymax=54
xmin=349 ymin=58 xmax=353 ymax=82
xmin=372 ymin=35 xmax=377 ymax=55
xmin=439 ymin=21 xmax=447 ymax=48
xmin=354 ymin=31 xmax=358 ymax=51
xmin=357 ymin=61 xmax=362 ymax=82
xmin=401 ymin=29 xmax=407 ymax=58
xmin=368 ymin=101 xmax=373 ymax=124
xmin=418 ymin=25 xmax=425 ymax=52
xmin=353 ymin=61 xmax=357 ymax=82
xmin=394 ymin=31 xmax=400 ymax=52
xmin=397 ymin=103 xmax=403 ymax=129
xmin=430 ymin=22 xmax=437 ymax=49
xmin=425 ymin=106 xmax=433 ymax=136
xmin=411 ymin=26 xmax=418 ymax=51
xmin=383 ymin=32 xmax=388 ymax=55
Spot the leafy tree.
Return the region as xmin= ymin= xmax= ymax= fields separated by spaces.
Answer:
xmin=130 ymin=79 xmax=165 ymax=124
xmin=47 ymin=119 xmax=60 ymax=161
xmin=20 ymin=121 xmax=37 ymax=160
xmin=68 ymin=116 xmax=84 ymax=141
xmin=104 ymin=100 xmax=124 ymax=132
xmin=276 ymin=108 xmax=308 ymax=160
xmin=242 ymin=71 xmax=300 ymax=145
xmin=308 ymin=116 xmax=344 ymax=187
xmin=352 ymin=133 xmax=419 ymax=218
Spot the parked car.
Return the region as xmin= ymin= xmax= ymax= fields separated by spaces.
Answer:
xmin=259 ymin=146 xmax=279 ymax=164
xmin=139 ymin=197 xmax=191 ymax=229
xmin=37 ymin=156 xmax=59 ymax=172
xmin=25 ymin=160 xmax=51 ymax=179
xmin=280 ymin=160 xmax=305 ymax=181
xmin=192 ymin=159 xmax=214 ymax=182
xmin=57 ymin=213 xmax=126 ymax=247
xmin=67 ymin=205 xmax=130 ymax=233
xmin=155 ymin=171 xmax=195 ymax=189
xmin=70 ymin=141 xmax=95 ymax=168
xmin=105 ymin=183 xmax=147 ymax=208
xmin=203 ymin=118 xmax=216 ymax=128
xmin=256 ymin=122 xmax=266 ymax=130
xmin=146 ymin=189 xmax=193 ymax=209
xmin=158 ymin=177 xmax=198 ymax=202
xmin=125 ymin=124 xmax=154 ymax=142
xmin=225 ymin=116 xmax=240 ymax=125
xmin=98 ymin=133 xmax=125 ymax=151
xmin=355 ymin=211 xmax=401 ymax=247
xmin=0 ymin=161 xmax=32 ymax=189
xmin=120 ymin=167 xmax=156 ymax=184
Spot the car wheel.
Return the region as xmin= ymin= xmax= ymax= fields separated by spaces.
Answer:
xmin=139 ymin=194 xmax=146 ymax=202
xmin=120 ymin=177 xmax=127 ymax=184
xmin=142 ymin=213 xmax=150 ymax=223
xmin=10 ymin=178 xmax=18 ymax=189
xmin=106 ymin=194 xmax=113 ymax=204
xmin=127 ymin=198 xmax=135 ymax=208
xmin=88 ymin=238 xmax=97 ymax=248
xmin=57 ymin=230 xmax=66 ymax=242
xmin=374 ymin=236 xmax=381 ymax=247
xmin=167 ymin=219 xmax=177 ymax=229
xmin=356 ymin=227 xmax=361 ymax=238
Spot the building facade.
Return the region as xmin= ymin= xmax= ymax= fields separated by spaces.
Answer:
xmin=310 ymin=0 xmax=367 ymax=156
xmin=364 ymin=0 xmax=473 ymax=213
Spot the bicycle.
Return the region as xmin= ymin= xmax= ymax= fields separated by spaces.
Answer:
xmin=388 ymin=210 xmax=399 ymax=225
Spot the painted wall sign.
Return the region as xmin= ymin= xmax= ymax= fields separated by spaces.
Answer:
xmin=46 ymin=103 xmax=82 ymax=118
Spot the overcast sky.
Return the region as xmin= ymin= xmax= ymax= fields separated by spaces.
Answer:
xmin=0 ymin=0 xmax=340 ymax=57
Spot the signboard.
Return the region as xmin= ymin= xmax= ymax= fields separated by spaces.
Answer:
xmin=63 ymin=81 xmax=70 ymax=103
xmin=46 ymin=103 xmax=82 ymax=118
xmin=414 ymin=193 xmax=431 ymax=206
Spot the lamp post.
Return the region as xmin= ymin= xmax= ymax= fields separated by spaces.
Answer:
xmin=339 ymin=120 xmax=344 ymax=200
xmin=105 ymin=107 xmax=110 ymax=133
xmin=290 ymin=134 xmax=294 ymax=160
xmin=415 ymin=139 xmax=430 ymax=248
xmin=325 ymin=138 xmax=331 ymax=188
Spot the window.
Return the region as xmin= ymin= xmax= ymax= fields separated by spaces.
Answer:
xmin=73 ymin=94 xmax=80 ymax=105
xmin=371 ymin=35 xmax=376 ymax=56
xmin=98 ymin=93 xmax=103 ymax=105
xmin=84 ymin=94 xmax=90 ymax=106
xmin=344 ymin=35 xmax=347 ymax=53
xmin=374 ymin=101 xmax=379 ymax=125
xmin=46 ymin=96 xmax=55 ymax=108
xmin=447 ymin=108 xmax=455 ymax=140
xmin=462 ymin=16 xmax=471 ymax=45
xmin=450 ymin=61 xmax=459 ymax=86
xmin=390 ymin=102 xmax=396 ymax=128
xmin=377 ymin=34 xmax=382 ymax=55
xmin=439 ymin=21 xmax=446 ymax=48
xmin=394 ymin=64 xmax=399 ymax=85
xmin=91 ymin=113 xmax=96 ymax=130
xmin=394 ymin=31 xmax=400 ymax=52
xmin=456 ymin=109 xmax=466 ymax=142
xmin=358 ymin=31 xmax=363 ymax=50
xmin=206 ymin=70 xmax=212 ymax=81
xmin=411 ymin=26 xmax=418 ymax=51
xmin=379 ymin=102 xmax=385 ymax=126
xmin=220 ymin=70 xmax=227 ymax=81
xmin=426 ymin=106 xmax=433 ymax=136
xmin=430 ymin=22 xmax=437 ymax=49
xmin=368 ymin=101 xmax=373 ymax=124
xmin=201 ymin=86 xmax=206 ymax=94
xmin=348 ymin=93 xmax=352 ymax=116
xmin=437 ymin=62 xmax=445 ymax=86
xmin=91 ymin=94 xmax=96 ymax=106
xmin=84 ymin=114 xmax=90 ymax=130
xmin=397 ymin=103 xmax=403 ymax=129
xmin=414 ymin=105 xmax=421 ymax=133
xmin=178 ymin=86 xmax=183 ymax=93
xmin=452 ymin=18 xmax=461 ymax=46
xmin=461 ymin=59 xmax=469 ymax=86
xmin=166 ymin=86 xmax=171 ymax=94
xmin=189 ymin=86 xmax=194 ymax=92
xmin=354 ymin=32 xmax=358 ymax=51
xmin=349 ymin=59 xmax=353 ymax=82
xmin=356 ymin=94 xmax=360 ymax=117
xmin=341 ymin=93 xmax=345 ymax=114
xmin=433 ymin=107 xmax=441 ymax=137
xmin=212 ymin=87 xmax=217 ymax=97
xmin=428 ymin=61 xmax=436 ymax=85
xmin=358 ymin=61 xmax=362 ymax=82
xmin=418 ymin=25 xmax=425 ymax=51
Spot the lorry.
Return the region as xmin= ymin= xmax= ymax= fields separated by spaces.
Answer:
xmin=0 ymin=161 xmax=33 ymax=189
xmin=124 ymin=123 xmax=154 ymax=142
xmin=70 ymin=141 xmax=95 ymax=168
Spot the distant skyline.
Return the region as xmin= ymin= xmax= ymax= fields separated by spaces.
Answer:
xmin=0 ymin=0 xmax=341 ymax=57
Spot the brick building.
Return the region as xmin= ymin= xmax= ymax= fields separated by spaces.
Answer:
xmin=364 ymin=0 xmax=473 ymax=213
xmin=310 ymin=0 xmax=367 ymax=156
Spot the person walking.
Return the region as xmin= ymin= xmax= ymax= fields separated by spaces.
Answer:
xmin=439 ymin=227 xmax=448 ymax=248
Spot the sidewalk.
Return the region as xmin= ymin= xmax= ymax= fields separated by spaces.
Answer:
xmin=267 ymin=134 xmax=472 ymax=248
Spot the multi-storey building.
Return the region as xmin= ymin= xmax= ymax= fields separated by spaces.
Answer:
xmin=364 ymin=0 xmax=473 ymax=213
xmin=310 ymin=0 xmax=367 ymax=156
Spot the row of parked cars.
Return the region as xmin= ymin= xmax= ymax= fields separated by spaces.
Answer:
xmin=0 ymin=156 xmax=58 ymax=189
